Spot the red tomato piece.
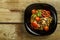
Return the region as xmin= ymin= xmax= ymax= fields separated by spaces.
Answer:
xmin=46 ymin=11 xmax=50 ymax=17
xmin=43 ymin=26 xmax=49 ymax=31
xmin=32 ymin=9 xmax=36 ymax=14
xmin=41 ymin=10 xmax=46 ymax=17
xmin=42 ymin=10 xmax=50 ymax=17
xmin=31 ymin=21 xmax=39 ymax=29
xmin=35 ymin=17 xmax=40 ymax=21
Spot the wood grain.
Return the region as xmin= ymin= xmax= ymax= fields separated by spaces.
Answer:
xmin=0 ymin=8 xmax=24 ymax=23
xmin=0 ymin=23 xmax=59 ymax=40
xmin=0 ymin=0 xmax=59 ymax=23
xmin=0 ymin=0 xmax=59 ymax=40
xmin=0 ymin=24 xmax=16 ymax=40
xmin=16 ymin=24 xmax=60 ymax=40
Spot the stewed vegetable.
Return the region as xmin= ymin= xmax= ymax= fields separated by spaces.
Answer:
xmin=31 ymin=9 xmax=52 ymax=31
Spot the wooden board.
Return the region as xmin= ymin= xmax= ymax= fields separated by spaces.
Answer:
xmin=0 ymin=8 xmax=24 ymax=23
xmin=16 ymin=24 xmax=60 ymax=40
xmin=0 ymin=24 xmax=59 ymax=40
xmin=0 ymin=0 xmax=59 ymax=40
xmin=0 ymin=0 xmax=59 ymax=23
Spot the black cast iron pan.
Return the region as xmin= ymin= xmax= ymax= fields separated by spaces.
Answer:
xmin=24 ymin=3 xmax=57 ymax=36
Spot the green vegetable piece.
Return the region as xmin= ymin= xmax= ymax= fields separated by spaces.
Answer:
xmin=37 ymin=11 xmax=42 ymax=17
xmin=32 ymin=14 xmax=37 ymax=18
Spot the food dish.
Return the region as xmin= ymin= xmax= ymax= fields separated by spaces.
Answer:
xmin=24 ymin=3 xmax=57 ymax=36
xmin=31 ymin=9 xmax=52 ymax=31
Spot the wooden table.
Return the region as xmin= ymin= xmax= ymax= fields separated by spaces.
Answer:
xmin=0 ymin=0 xmax=60 ymax=40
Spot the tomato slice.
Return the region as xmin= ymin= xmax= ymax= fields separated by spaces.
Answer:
xmin=43 ymin=26 xmax=49 ymax=31
xmin=35 ymin=17 xmax=40 ymax=21
xmin=42 ymin=10 xmax=50 ymax=17
xmin=31 ymin=21 xmax=39 ymax=29
xmin=41 ymin=10 xmax=46 ymax=17
xmin=32 ymin=9 xmax=36 ymax=14
xmin=46 ymin=11 xmax=50 ymax=17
